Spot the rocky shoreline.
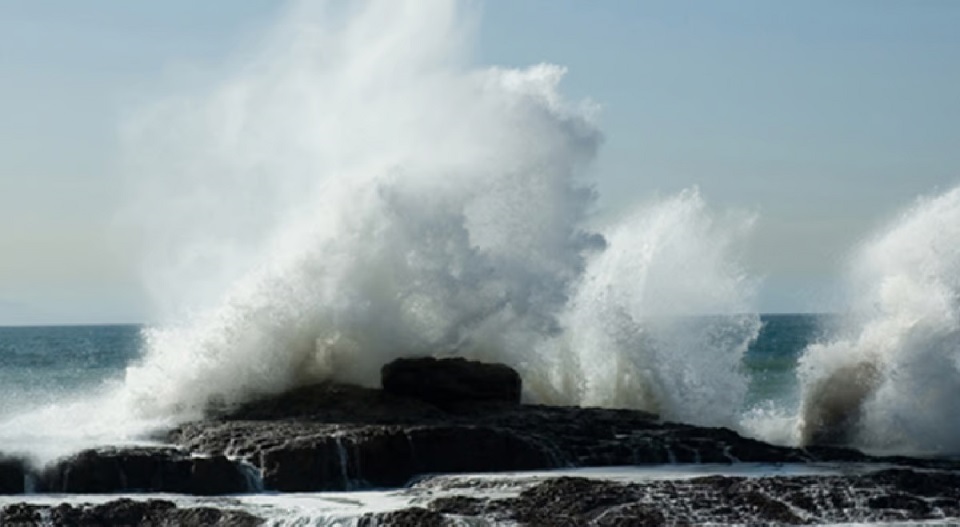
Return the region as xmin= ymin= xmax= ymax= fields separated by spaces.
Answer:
xmin=0 ymin=499 xmax=262 ymax=527
xmin=2 ymin=357 xmax=959 ymax=525
xmin=395 ymin=468 xmax=960 ymax=525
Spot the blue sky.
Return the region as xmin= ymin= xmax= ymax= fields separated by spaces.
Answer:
xmin=0 ymin=1 xmax=958 ymax=323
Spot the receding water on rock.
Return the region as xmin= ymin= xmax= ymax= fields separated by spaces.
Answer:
xmin=2 ymin=464 xmax=958 ymax=526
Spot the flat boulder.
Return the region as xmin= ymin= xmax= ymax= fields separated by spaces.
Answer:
xmin=381 ymin=357 xmax=521 ymax=406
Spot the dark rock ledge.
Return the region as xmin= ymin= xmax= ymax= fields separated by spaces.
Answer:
xmin=167 ymin=354 xmax=959 ymax=492
xmin=0 ymin=448 xmax=256 ymax=496
xmin=4 ymin=357 xmax=960 ymax=496
xmin=2 ymin=357 xmax=960 ymax=524
xmin=4 ymin=469 xmax=960 ymax=526
xmin=0 ymin=456 xmax=27 ymax=494
xmin=40 ymin=448 xmax=256 ymax=495
xmin=361 ymin=468 xmax=960 ymax=526
xmin=0 ymin=499 xmax=262 ymax=527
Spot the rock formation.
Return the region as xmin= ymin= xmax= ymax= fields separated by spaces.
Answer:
xmin=3 ymin=357 xmax=960 ymax=525
xmin=0 ymin=499 xmax=262 ymax=527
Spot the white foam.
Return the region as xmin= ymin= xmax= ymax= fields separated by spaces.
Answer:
xmin=746 ymin=185 xmax=960 ymax=454
xmin=548 ymin=190 xmax=760 ymax=426
xmin=118 ymin=0 xmax=605 ymax=421
xmin=116 ymin=1 xmax=759 ymax=428
xmin=0 ymin=0 xmax=761 ymax=459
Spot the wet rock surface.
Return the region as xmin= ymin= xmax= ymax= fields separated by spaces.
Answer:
xmin=45 ymin=448 xmax=253 ymax=495
xmin=175 ymin=417 xmax=553 ymax=491
xmin=359 ymin=507 xmax=446 ymax=527
xmin=3 ymin=358 xmax=960 ymax=525
xmin=21 ymin=447 xmax=254 ymax=495
xmin=0 ymin=498 xmax=263 ymax=527
xmin=169 ymin=377 xmax=952 ymax=492
xmin=412 ymin=469 xmax=960 ymax=525
xmin=4 ymin=468 xmax=959 ymax=525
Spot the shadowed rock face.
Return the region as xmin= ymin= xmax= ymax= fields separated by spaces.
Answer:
xmin=170 ymin=380 xmax=906 ymax=493
xmin=799 ymin=359 xmax=882 ymax=446
xmin=381 ymin=357 xmax=522 ymax=406
xmin=246 ymin=424 xmax=552 ymax=491
xmin=38 ymin=448 xmax=253 ymax=495
xmin=0 ymin=456 xmax=25 ymax=494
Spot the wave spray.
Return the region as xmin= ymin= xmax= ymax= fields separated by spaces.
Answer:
xmin=795 ymin=186 xmax=960 ymax=453
xmin=0 ymin=0 xmax=760 ymax=462
xmin=121 ymin=0 xmax=760 ymax=426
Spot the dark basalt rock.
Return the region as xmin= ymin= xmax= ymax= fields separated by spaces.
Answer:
xmin=871 ymin=468 xmax=960 ymax=499
xmin=428 ymin=495 xmax=489 ymax=516
xmin=508 ymin=477 xmax=668 ymax=526
xmin=359 ymin=507 xmax=446 ymax=527
xmin=5 ymin=468 xmax=959 ymax=525
xmin=0 ymin=456 xmax=26 ymax=494
xmin=0 ymin=499 xmax=263 ymax=527
xmin=420 ymin=470 xmax=960 ymax=525
xmin=5 ymin=354 xmax=960 ymax=526
xmin=0 ymin=503 xmax=38 ymax=525
xmin=169 ymin=379 xmax=960 ymax=492
xmin=39 ymin=447 xmax=253 ymax=495
xmin=381 ymin=357 xmax=522 ymax=406
xmin=228 ymin=424 xmax=551 ymax=491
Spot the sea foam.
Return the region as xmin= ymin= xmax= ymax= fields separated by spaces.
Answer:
xmin=0 ymin=0 xmax=760 ymax=462
xmin=118 ymin=0 xmax=759 ymax=427
xmin=794 ymin=186 xmax=960 ymax=453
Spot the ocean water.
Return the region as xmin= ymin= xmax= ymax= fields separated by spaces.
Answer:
xmin=743 ymin=314 xmax=829 ymax=408
xmin=0 ymin=325 xmax=141 ymax=419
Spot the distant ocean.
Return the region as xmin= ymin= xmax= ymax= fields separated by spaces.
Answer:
xmin=0 ymin=324 xmax=141 ymax=419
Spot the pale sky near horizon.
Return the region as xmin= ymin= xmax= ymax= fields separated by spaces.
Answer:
xmin=0 ymin=1 xmax=958 ymax=325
